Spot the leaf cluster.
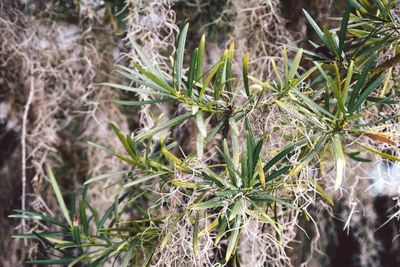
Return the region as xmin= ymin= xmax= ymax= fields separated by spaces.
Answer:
xmin=12 ymin=1 xmax=400 ymax=265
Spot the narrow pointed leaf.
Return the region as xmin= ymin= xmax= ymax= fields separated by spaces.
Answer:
xmin=135 ymin=113 xmax=193 ymax=141
xmin=128 ymin=36 xmax=167 ymax=84
xmin=193 ymin=213 xmax=200 ymax=256
xmin=187 ymin=48 xmax=198 ymax=97
xmin=226 ymin=43 xmax=235 ymax=93
xmin=339 ymin=2 xmax=352 ymax=54
xmin=357 ymin=142 xmax=400 ymax=161
xmin=225 ymin=215 xmax=241 ymax=261
xmin=289 ymin=135 xmax=327 ymax=176
xmin=303 ymin=9 xmax=329 ymax=48
xmin=190 ymin=198 xmax=227 ymax=210
xmin=348 ymin=53 xmax=377 ymax=109
xmin=332 ymin=134 xmax=345 ymax=190
xmin=197 ymin=35 xmax=205 ymax=85
xmin=243 ymin=53 xmax=250 ymax=98
xmin=349 ymin=75 xmax=385 ymax=114
xmin=102 ymin=82 xmax=166 ymax=96
xmin=47 ymin=166 xmax=72 ymax=227
xmin=124 ymin=172 xmax=169 ymax=188
xmin=113 ymin=99 xmax=172 ymax=106
xmin=286 ymin=49 xmax=303 ymax=89
xmin=175 ymin=23 xmax=189 ymax=91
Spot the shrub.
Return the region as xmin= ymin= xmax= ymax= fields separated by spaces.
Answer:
xmin=11 ymin=1 xmax=400 ymax=265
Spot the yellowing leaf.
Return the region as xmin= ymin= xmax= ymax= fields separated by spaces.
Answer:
xmin=256 ymin=160 xmax=265 ymax=188
xmin=332 ymin=134 xmax=345 ymax=190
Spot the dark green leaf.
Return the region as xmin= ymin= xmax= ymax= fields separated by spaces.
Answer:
xmin=347 ymin=52 xmax=377 ymax=110
xmin=339 ymin=2 xmax=352 ymax=54
xmin=26 ymin=259 xmax=74 ymax=265
xmin=187 ymin=48 xmax=198 ymax=97
xmin=349 ymin=75 xmax=384 ymax=114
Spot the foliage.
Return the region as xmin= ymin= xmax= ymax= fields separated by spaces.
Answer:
xmin=11 ymin=1 xmax=400 ymax=265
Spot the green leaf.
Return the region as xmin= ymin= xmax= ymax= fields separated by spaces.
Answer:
xmin=12 ymin=231 xmax=66 ymax=239
xmin=193 ymin=213 xmax=200 ymax=256
xmin=205 ymin=119 xmax=225 ymax=144
xmin=202 ymin=169 xmax=228 ymax=188
xmin=134 ymin=62 xmax=174 ymax=93
xmin=294 ymin=65 xmax=317 ymax=87
xmin=214 ymin=52 xmax=227 ymax=99
xmin=121 ymin=241 xmax=136 ymax=267
xmin=265 ymin=166 xmax=290 ymax=182
xmin=247 ymin=199 xmax=280 ymax=233
xmin=229 ymin=117 xmax=240 ymax=168
xmin=314 ymin=62 xmax=345 ymax=113
xmin=243 ymin=53 xmax=250 ymax=98
xmin=302 ymin=9 xmax=329 ymax=48
xmin=72 ymin=224 xmax=82 ymax=254
xmin=366 ymin=96 xmax=397 ymax=104
xmin=79 ymin=199 xmax=89 ymax=236
xmin=343 ymin=60 xmax=354 ymax=103
xmin=246 ymin=134 xmax=255 ymax=186
xmin=339 ymin=1 xmax=352 ymax=54
xmin=143 ymin=249 xmax=156 ymax=267
xmin=217 ymin=147 xmax=241 ymax=187
xmin=196 ymin=111 xmax=207 ymax=137
xmin=199 ymin=61 xmax=224 ymax=101
xmin=291 ymin=88 xmax=336 ymax=120
xmin=215 ymin=217 xmax=228 ymax=244
xmin=135 ymin=112 xmax=193 ymax=141
xmin=226 ymin=43 xmax=235 ymax=93
xmin=225 ymin=215 xmax=241 ymax=261
xmin=27 ymin=258 xmax=74 ymax=265
xmin=349 ymin=0 xmax=367 ymax=13
xmin=113 ymin=99 xmax=172 ymax=106
xmin=187 ymin=48 xmax=198 ymax=97
xmin=373 ymin=0 xmax=386 ymax=17
xmin=347 ymin=53 xmax=377 ymax=110
xmin=87 ymin=141 xmax=136 ymax=166
xmin=171 ymin=179 xmax=201 ymax=189
xmin=124 ymin=172 xmax=169 ymax=188
xmin=229 ymin=199 xmax=243 ymax=221
xmin=248 ymin=193 xmax=298 ymax=210
xmin=102 ymin=82 xmax=166 ymax=96
xmin=331 ymin=134 xmax=345 ymax=190
xmin=289 ymin=135 xmax=328 ymax=176
xmin=283 ymin=47 xmax=289 ymax=79
xmin=286 ymin=49 xmax=303 ymax=90
xmin=349 ymin=75 xmax=385 ymax=114
xmin=271 ymin=58 xmax=283 ymax=89
xmin=263 ymin=146 xmax=293 ymax=173
xmin=47 ymin=166 xmax=72 ymax=227
xmin=322 ymin=26 xmax=339 ymax=58
xmin=115 ymin=65 xmax=169 ymax=93
xmin=175 ymin=23 xmax=189 ymax=91
xmin=347 ymin=150 xmax=372 ymax=162
xmin=162 ymin=146 xmax=183 ymax=165
xmin=84 ymin=170 xmax=129 ymax=185
xmin=111 ymin=123 xmax=136 ymax=158
xmin=357 ymin=142 xmax=400 ymax=161
xmin=310 ymin=179 xmax=334 ymax=206
xmin=128 ymin=36 xmax=167 ymax=84
xmin=9 ymin=211 xmax=66 ymax=228
xmin=190 ymin=198 xmax=227 ymax=210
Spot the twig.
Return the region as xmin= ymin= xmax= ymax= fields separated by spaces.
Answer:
xmin=21 ymin=63 xmax=35 ymax=245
